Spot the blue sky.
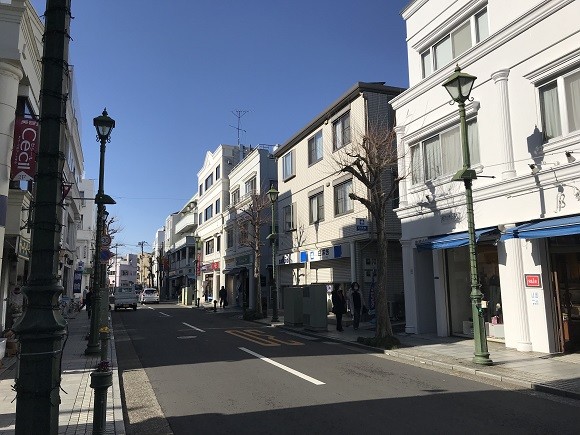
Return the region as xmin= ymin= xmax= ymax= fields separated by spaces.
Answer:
xmin=30 ymin=0 xmax=410 ymax=256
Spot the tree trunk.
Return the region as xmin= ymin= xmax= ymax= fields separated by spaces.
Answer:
xmin=254 ymin=248 xmax=262 ymax=316
xmin=374 ymin=212 xmax=393 ymax=338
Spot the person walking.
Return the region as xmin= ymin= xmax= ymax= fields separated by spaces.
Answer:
xmin=349 ymin=282 xmax=365 ymax=330
xmin=331 ymin=284 xmax=346 ymax=332
xmin=85 ymin=288 xmax=93 ymax=319
xmin=219 ymin=286 xmax=228 ymax=308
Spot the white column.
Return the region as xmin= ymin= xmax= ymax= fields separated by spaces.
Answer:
xmin=401 ymin=240 xmax=417 ymax=333
xmin=501 ymin=226 xmax=532 ymax=351
xmin=350 ymin=240 xmax=356 ymax=283
xmin=394 ymin=125 xmax=407 ymax=207
xmin=491 ymin=69 xmax=516 ymax=180
xmin=0 ymin=61 xmax=23 ymax=287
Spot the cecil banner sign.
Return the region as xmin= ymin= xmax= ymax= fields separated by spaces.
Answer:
xmin=11 ymin=117 xmax=39 ymax=182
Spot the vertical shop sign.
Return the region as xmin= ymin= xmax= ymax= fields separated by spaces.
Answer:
xmin=11 ymin=117 xmax=39 ymax=182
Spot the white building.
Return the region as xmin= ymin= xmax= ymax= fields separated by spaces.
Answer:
xmin=274 ymin=82 xmax=404 ymax=309
xmin=152 ymin=227 xmax=165 ymax=291
xmin=393 ymin=0 xmax=580 ymax=353
xmin=108 ymin=253 xmax=138 ymax=288
xmin=75 ymin=179 xmax=96 ymax=296
xmin=195 ymin=145 xmax=241 ymax=301
xmin=223 ymin=146 xmax=277 ymax=309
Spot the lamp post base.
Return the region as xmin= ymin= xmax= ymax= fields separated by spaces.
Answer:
xmin=472 ymin=353 xmax=493 ymax=365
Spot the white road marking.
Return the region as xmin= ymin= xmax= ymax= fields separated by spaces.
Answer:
xmin=239 ymin=347 xmax=325 ymax=386
xmin=159 ymin=312 xmax=170 ymax=317
xmin=182 ymin=322 xmax=205 ymax=332
xmin=147 ymin=306 xmax=155 ymax=310
xmin=177 ymin=336 xmax=197 ymax=340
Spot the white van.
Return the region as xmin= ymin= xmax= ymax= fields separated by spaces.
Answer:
xmin=113 ymin=287 xmax=138 ymax=311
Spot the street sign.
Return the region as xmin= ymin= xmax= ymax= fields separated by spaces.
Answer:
xmin=101 ymin=234 xmax=112 ymax=247
xmin=356 ymin=217 xmax=368 ymax=231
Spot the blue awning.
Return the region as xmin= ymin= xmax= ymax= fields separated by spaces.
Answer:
xmin=501 ymin=215 xmax=580 ymax=241
xmin=416 ymin=227 xmax=498 ymax=251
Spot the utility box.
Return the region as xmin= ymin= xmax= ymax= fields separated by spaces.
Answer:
xmin=284 ymin=287 xmax=303 ymax=326
xmin=182 ymin=287 xmax=193 ymax=305
xmin=303 ymin=285 xmax=328 ymax=331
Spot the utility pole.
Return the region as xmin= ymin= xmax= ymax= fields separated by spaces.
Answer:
xmin=137 ymin=241 xmax=147 ymax=286
xmin=12 ymin=1 xmax=71 ymax=433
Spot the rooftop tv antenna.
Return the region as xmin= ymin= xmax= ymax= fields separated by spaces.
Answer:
xmin=230 ymin=109 xmax=249 ymax=146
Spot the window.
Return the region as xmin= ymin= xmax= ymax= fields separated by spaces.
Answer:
xmin=204 ymin=174 xmax=213 ymax=190
xmin=308 ymin=131 xmax=323 ymax=165
xmin=216 ymin=235 xmax=221 ymax=252
xmin=539 ymin=68 xmax=580 ymax=140
xmin=231 ymin=188 xmax=240 ymax=205
xmin=410 ymin=119 xmax=480 ymax=184
xmin=199 ymin=212 xmax=203 ymax=225
xmin=204 ymin=205 xmax=213 ymax=221
xmin=199 ymin=184 xmax=203 ymax=196
xmin=282 ymin=150 xmax=295 ymax=180
xmin=245 ymin=177 xmax=256 ymax=196
xmin=283 ymin=203 xmax=296 ymax=231
xmin=334 ymin=180 xmax=353 ymax=216
xmin=205 ymin=239 xmax=214 ymax=255
xmin=226 ymin=227 xmax=234 ymax=248
xmin=333 ymin=112 xmax=351 ymax=150
xmin=240 ymin=221 xmax=250 ymax=244
xmin=420 ymin=8 xmax=489 ymax=78
xmin=215 ymin=198 xmax=221 ymax=213
xmin=215 ymin=165 xmax=221 ymax=180
xmin=309 ymin=192 xmax=324 ymax=224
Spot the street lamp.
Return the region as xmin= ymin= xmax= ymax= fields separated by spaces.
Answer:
xmin=87 ymin=108 xmax=116 ymax=435
xmin=86 ymin=108 xmax=115 ymax=355
xmin=194 ymin=235 xmax=201 ymax=306
xmin=443 ymin=65 xmax=492 ymax=366
xmin=267 ymin=185 xmax=279 ymax=322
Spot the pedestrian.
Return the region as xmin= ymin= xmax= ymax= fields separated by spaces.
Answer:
xmin=85 ymin=288 xmax=93 ymax=319
xmin=331 ymin=284 xmax=346 ymax=332
xmin=219 ymin=286 xmax=227 ymax=308
xmin=349 ymin=281 xmax=365 ymax=330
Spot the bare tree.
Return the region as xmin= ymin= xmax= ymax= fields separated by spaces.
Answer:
xmin=334 ymin=122 xmax=404 ymax=339
xmin=235 ymin=188 xmax=271 ymax=317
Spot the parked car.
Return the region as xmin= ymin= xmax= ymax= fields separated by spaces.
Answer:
xmin=140 ymin=288 xmax=160 ymax=304
xmin=113 ymin=287 xmax=138 ymax=311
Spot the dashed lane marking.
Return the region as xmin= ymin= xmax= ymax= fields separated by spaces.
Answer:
xmin=239 ymin=347 xmax=325 ymax=385
xmin=177 ymin=336 xmax=197 ymax=340
xmin=226 ymin=329 xmax=304 ymax=346
xmin=159 ymin=312 xmax=170 ymax=317
xmin=182 ymin=322 xmax=205 ymax=332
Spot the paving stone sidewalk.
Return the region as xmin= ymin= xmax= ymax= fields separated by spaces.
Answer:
xmin=0 ymin=312 xmax=125 ymax=434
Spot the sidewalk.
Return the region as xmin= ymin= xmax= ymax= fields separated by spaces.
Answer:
xmin=251 ymin=311 xmax=580 ymax=400
xmin=0 ymin=311 xmax=125 ymax=434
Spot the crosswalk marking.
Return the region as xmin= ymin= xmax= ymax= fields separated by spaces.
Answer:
xmin=226 ymin=329 xmax=303 ymax=346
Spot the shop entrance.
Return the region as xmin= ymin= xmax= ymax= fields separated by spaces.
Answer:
xmin=550 ymin=251 xmax=580 ymax=353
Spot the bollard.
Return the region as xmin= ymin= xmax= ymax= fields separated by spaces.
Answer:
xmin=213 ymin=299 xmax=218 ymax=312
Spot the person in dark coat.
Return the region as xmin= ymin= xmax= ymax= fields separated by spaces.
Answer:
xmin=331 ymin=284 xmax=346 ymax=332
xmin=219 ymin=286 xmax=228 ymax=308
xmin=85 ymin=288 xmax=93 ymax=319
xmin=349 ymin=281 xmax=365 ymax=330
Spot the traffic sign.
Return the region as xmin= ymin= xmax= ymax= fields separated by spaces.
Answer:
xmin=101 ymin=234 xmax=112 ymax=247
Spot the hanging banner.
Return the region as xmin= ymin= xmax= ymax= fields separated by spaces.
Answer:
xmin=73 ymin=270 xmax=83 ymax=293
xmin=11 ymin=117 xmax=39 ymax=182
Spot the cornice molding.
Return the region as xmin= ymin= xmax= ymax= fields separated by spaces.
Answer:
xmin=391 ymin=0 xmax=574 ymax=110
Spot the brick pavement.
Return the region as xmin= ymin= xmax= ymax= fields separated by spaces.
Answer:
xmin=0 ymin=311 xmax=125 ymax=434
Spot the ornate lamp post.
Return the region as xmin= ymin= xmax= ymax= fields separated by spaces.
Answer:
xmin=194 ymin=235 xmax=202 ymax=306
xmin=442 ymin=65 xmax=492 ymax=366
xmin=86 ymin=109 xmax=115 ymax=355
xmin=267 ymin=185 xmax=279 ymax=322
xmin=86 ymin=109 xmax=116 ymax=434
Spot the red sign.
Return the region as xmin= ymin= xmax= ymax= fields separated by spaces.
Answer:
xmin=524 ymin=274 xmax=542 ymax=288
xmin=11 ymin=117 xmax=39 ymax=182
xmin=196 ymin=253 xmax=201 ymax=275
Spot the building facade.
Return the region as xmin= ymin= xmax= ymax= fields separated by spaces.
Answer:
xmin=223 ymin=146 xmax=277 ymax=309
xmin=274 ymin=82 xmax=404 ymax=312
xmin=393 ymin=0 xmax=580 ymax=353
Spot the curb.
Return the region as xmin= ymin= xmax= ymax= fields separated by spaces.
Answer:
xmin=260 ymin=322 xmax=580 ymax=401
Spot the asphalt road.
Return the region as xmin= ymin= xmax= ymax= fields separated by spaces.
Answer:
xmin=113 ymin=303 xmax=580 ymax=435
